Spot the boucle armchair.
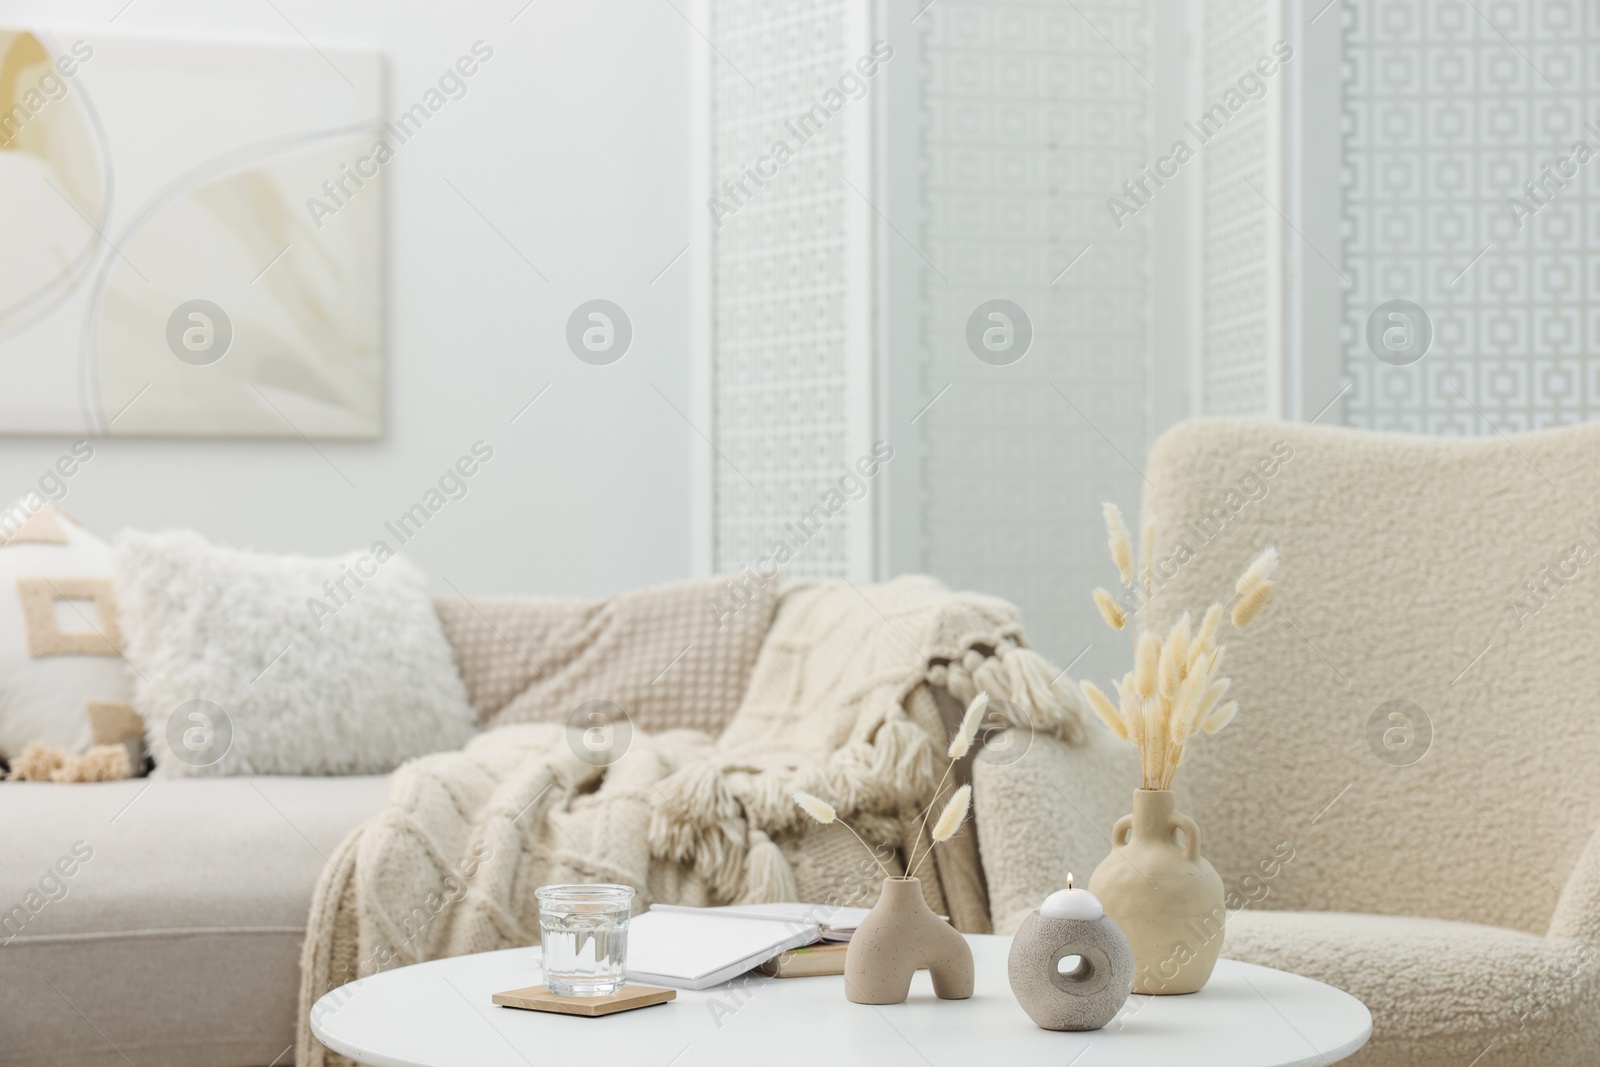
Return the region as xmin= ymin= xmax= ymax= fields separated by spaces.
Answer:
xmin=977 ymin=417 xmax=1600 ymax=1066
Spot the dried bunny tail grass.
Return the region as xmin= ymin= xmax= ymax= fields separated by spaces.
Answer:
xmin=1168 ymin=666 xmax=1208 ymax=742
xmin=1195 ymin=604 xmax=1223 ymax=654
xmin=1202 ymin=700 xmax=1238 ymax=734
xmin=1139 ymin=512 xmax=1158 ymax=589
xmin=1092 ymin=539 xmax=1278 ymax=787
xmin=1162 ymin=740 xmax=1189 ymax=787
xmin=1232 ymin=579 xmax=1275 ymax=629
xmin=1196 ymin=678 xmax=1229 ymax=723
xmin=796 ymin=790 xmax=895 ymax=880
xmin=1157 ymin=640 xmax=1179 ymax=700
xmin=1103 ymin=503 xmax=1135 ymax=587
xmin=931 ymin=784 xmax=972 ymax=842
xmin=1142 ymin=697 xmax=1162 ymax=780
xmin=1236 ymin=546 xmax=1279 ymax=594
xmin=910 ymin=784 xmax=973 ymax=879
xmin=948 ymin=691 xmax=989 ymax=759
xmin=914 ymin=691 xmax=988 ymax=875
xmin=1133 ymin=632 xmax=1160 ymax=697
xmin=1115 ymin=677 xmax=1144 ymax=750
xmin=1092 ymin=587 xmax=1127 ymax=631
xmin=1168 ymin=612 xmax=1192 ymax=671
xmin=792 ymin=790 xmax=837 ymax=824
xmin=1081 ymin=681 xmax=1128 ymax=740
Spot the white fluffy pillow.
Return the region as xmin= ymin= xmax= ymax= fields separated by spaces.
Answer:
xmin=113 ymin=530 xmax=475 ymax=777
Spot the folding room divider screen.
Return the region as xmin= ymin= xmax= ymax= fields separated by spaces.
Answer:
xmin=690 ymin=0 xmax=1600 ymax=671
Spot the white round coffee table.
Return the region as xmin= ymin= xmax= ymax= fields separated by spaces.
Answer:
xmin=312 ymin=935 xmax=1371 ymax=1066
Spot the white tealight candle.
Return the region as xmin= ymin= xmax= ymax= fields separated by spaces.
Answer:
xmin=1039 ymin=875 xmax=1104 ymax=921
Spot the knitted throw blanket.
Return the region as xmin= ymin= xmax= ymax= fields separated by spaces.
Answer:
xmin=298 ymin=575 xmax=1080 ymax=1066
xmin=649 ymin=575 xmax=1083 ymax=920
xmin=297 ymin=725 xmax=712 ymax=1067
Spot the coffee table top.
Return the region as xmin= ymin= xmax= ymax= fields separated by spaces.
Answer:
xmin=312 ymin=935 xmax=1371 ymax=1067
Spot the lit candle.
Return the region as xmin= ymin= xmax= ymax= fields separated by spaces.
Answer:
xmin=1039 ymin=873 xmax=1104 ymax=921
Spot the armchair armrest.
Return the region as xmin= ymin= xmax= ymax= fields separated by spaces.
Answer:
xmin=972 ymin=727 xmax=1136 ymax=934
xmin=1549 ymin=822 xmax=1600 ymax=946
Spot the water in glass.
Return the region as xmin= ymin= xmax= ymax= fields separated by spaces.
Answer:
xmin=536 ymin=884 xmax=635 ymax=996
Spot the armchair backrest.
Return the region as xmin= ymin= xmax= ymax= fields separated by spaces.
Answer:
xmin=1142 ymin=418 xmax=1600 ymax=934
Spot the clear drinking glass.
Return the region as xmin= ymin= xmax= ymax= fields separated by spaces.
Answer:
xmin=536 ymin=883 xmax=635 ymax=996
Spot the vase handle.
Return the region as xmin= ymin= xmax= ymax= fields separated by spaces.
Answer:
xmin=1111 ymin=814 xmax=1134 ymax=848
xmin=1169 ymin=812 xmax=1201 ymax=860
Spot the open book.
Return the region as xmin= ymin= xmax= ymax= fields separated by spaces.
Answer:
xmin=624 ymin=902 xmax=873 ymax=990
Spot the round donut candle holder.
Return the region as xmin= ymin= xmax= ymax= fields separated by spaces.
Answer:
xmin=1007 ymin=877 xmax=1134 ymax=1031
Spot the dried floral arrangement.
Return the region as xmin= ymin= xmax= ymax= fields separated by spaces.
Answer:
xmin=1080 ymin=503 xmax=1278 ymax=791
xmin=792 ymin=692 xmax=987 ymax=880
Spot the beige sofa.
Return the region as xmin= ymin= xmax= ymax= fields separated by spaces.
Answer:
xmin=2 ymin=776 xmax=389 ymax=1066
xmin=0 ymin=574 xmax=1019 ymax=1067
xmin=979 ymin=417 xmax=1600 ymax=1065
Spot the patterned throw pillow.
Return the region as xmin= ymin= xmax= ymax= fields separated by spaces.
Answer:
xmin=435 ymin=574 xmax=778 ymax=738
xmin=0 ymin=505 xmax=139 ymax=761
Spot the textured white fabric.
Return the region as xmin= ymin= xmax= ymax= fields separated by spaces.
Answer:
xmin=1138 ymin=419 xmax=1600 ymax=932
xmin=1224 ymin=910 xmax=1600 ymax=1067
xmin=0 ymin=507 xmax=132 ymax=759
xmin=113 ymin=530 xmax=475 ymax=777
xmin=974 ymin=730 xmax=1139 ymax=935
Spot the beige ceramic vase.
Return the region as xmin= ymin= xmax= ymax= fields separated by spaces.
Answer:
xmin=844 ymin=877 xmax=973 ymax=1004
xmin=1087 ymin=789 xmax=1225 ymax=995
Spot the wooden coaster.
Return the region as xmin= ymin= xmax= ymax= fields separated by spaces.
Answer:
xmin=492 ymin=983 xmax=676 ymax=1017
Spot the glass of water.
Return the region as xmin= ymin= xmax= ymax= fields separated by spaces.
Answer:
xmin=536 ymin=883 xmax=635 ymax=996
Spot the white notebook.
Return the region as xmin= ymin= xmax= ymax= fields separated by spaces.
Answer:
xmin=624 ymin=906 xmax=827 ymax=990
xmin=650 ymin=902 xmax=873 ymax=942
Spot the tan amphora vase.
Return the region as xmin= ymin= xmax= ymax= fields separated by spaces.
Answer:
xmin=844 ymin=877 xmax=973 ymax=1004
xmin=1087 ymin=789 xmax=1225 ymax=995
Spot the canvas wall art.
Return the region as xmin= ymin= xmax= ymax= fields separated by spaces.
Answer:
xmin=0 ymin=29 xmax=384 ymax=438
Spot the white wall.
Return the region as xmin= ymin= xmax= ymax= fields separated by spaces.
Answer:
xmin=0 ymin=0 xmax=695 ymax=597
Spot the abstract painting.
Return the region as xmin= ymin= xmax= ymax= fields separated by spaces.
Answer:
xmin=0 ymin=29 xmax=384 ymax=438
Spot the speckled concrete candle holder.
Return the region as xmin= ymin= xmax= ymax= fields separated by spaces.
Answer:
xmin=1007 ymin=910 xmax=1135 ymax=1031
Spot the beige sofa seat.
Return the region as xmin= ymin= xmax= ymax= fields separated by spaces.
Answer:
xmin=0 ymin=776 xmax=390 ymax=1067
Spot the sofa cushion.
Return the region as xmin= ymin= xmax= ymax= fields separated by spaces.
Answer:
xmin=1225 ymin=908 xmax=1600 ymax=1067
xmin=113 ymin=530 xmax=475 ymax=777
xmin=0 ymin=505 xmax=134 ymax=761
xmin=0 ymin=775 xmax=389 ymax=1067
xmin=436 ymin=573 xmax=777 ymax=738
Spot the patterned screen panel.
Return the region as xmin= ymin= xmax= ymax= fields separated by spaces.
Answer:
xmin=919 ymin=1 xmax=1149 ymax=674
xmin=1342 ymin=0 xmax=1600 ymax=431
xmin=1201 ymin=0 xmax=1275 ymax=416
xmin=707 ymin=0 xmax=862 ymax=578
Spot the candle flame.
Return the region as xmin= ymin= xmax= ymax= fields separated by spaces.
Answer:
xmin=1067 ymin=872 xmax=1074 ymax=889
